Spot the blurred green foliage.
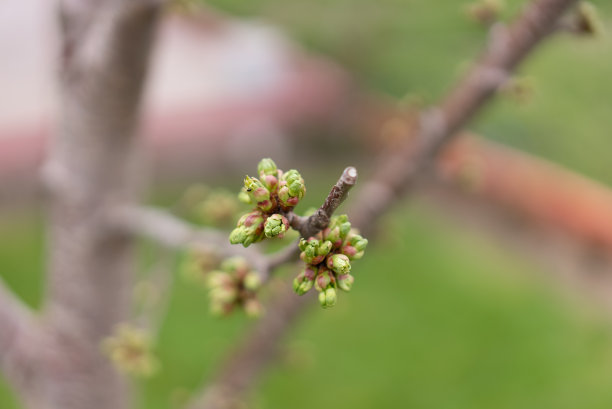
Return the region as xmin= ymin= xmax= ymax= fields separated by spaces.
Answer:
xmin=2 ymin=0 xmax=612 ymax=408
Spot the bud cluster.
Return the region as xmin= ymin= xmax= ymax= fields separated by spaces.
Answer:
xmin=179 ymin=246 xmax=221 ymax=286
xmin=102 ymin=324 xmax=159 ymax=378
xmin=293 ymin=215 xmax=368 ymax=309
xmin=181 ymin=185 xmax=243 ymax=227
xmin=206 ymin=257 xmax=263 ymax=317
xmin=230 ymin=158 xmax=305 ymax=247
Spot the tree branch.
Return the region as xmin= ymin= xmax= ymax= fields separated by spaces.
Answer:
xmin=288 ymin=166 xmax=358 ymax=238
xmin=0 ymin=278 xmax=43 ymax=384
xmin=114 ymin=205 xmax=299 ymax=282
xmin=188 ymin=1 xmax=578 ymax=407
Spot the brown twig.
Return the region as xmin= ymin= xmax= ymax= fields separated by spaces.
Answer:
xmin=287 ymin=166 xmax=358 ymax=238
xmin=188 ymin=1 xmax=579 ymax=408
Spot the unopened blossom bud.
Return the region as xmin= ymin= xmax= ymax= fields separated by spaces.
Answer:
xmin=230 ymin=211 xmax=265 ymax=247
xmin=278 ymin=169 xmax=305 ymax=209
xmin=317 ymin=240 xmax=333 ymax=257
xmin=300 ymin=239 xmax=326 ymax=265
xmin=318 ymin=291 xmax=327 ymax=308
xmin=318 ymin=287 xmax=337 ymax=308
xmin=322 ymin=226 xmax=342 ymax=247
xmin=243 ymin=272 xmax=262 ymax=291
xmin=314 ymin=267 xmax=333 ymax=292
xmin=295 ymin=266 xmax=316 ymax=295
xmin=283 ymin=170 xmax=305 ymax=197
xmin=326 ymin=253 xmax=351 ymax=275
xmin=221 ymin=256 xmax=250 ymax=275
xmin=342 ymin=233 xmax=368 ymax=260
xmin=243 ymin=298 xmax=263 ymax=318
xmin=264 ymin=214 xmax=289 ymax=238
xmin=257 ymin=158 xmax=278 ymax=176
xmin=293 ymin=267 xmax=316 ymax=295
xmin=102 ymin=324 xmax=159 ymax=378
xmin=229 ymin=227 xmax=247 ymax=245
xmin=210 ymin=286 xmax=238 ymax=304
xmin=238 ymin=187 xmax=252 ymax=204
xmin=210 ymin=299 xmax=232 ymax=317
xmin=337 ymin=273 xmax=355 ymax=292
xmin=206 ymin=271 xmax=232 ymax=289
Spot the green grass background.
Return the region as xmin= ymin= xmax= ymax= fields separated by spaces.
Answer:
xmin=2 ymin=0 xmax=612 ymax=407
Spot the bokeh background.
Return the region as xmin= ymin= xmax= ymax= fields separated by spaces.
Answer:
xmin=1 ymin=0 xmax=612 ymax=408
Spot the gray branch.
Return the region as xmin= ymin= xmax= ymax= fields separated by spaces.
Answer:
xmin=288 ymin=166 xmax=358 ymax=238
xmin=114 ymin=205 xmax=300 ymax=281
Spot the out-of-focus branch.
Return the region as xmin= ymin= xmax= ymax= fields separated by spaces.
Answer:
xmin=0 ymin=278 xmax=42 ymax=381
xmin=288 ymin=167 xmax=358 ymax=238
xmin=189 ymin=1 xmax=578 ymax=408
xmin=350 ymin=0 xmax=578 ymax=231
xmin=114 ymin=205 xmax=299 ymax=281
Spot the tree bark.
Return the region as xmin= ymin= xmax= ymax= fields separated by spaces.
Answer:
xmin=21 ymin=1 xmax=162 ymax=408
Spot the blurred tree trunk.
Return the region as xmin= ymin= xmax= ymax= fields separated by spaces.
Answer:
xmin=18 ymin=1 xmax=161 ymax=408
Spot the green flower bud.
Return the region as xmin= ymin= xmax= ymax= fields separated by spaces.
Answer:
xmin=324 ymin=287 xmax=337 ymax=308
xmin=322 ymin=226 xmax=342 ymax=247
xmin=229 ymin=227 xmax=247 ymax=245
xmin=314 ymin=267 xmax=333 ymax=292
xmin=278 ymin=169 xmax=305 ymax=209
xmin=238 ymin=187 xmax=252 ymax=204
xmin=243 ymin=298 xmax=263 ymax=318
xmin=243 ymin=272 xmax=262 ymax=291
xmin=337 ymin=273 xmax=354 ymax=292
xmin=207 ymin=271 xmax=232 ymax=289
xmin=264 ymin=214 xmax=289 ymax=238
xmin=326 ymin=254 xmax=351 ymax=275
xmin=231 ymin=211 xmax=265 ymax=247
xmin=318 ymin=291 xmax=327 ymax=308
xmin=210 ymin=286 xmax=238 ymax=304
xmin=317 ymin=240 xmax=333 ymax=257
xmin=257 ymin=158 xmax=278 ymax=176
xmin=318 ymin=287 xmax=337 ymax=308
xmin=221 ymin=257 xmax=250 ymax=275
xmin=298 ymin=280 xmax=314 ymax=295
xmin=244 ymin=175 xmax=265 ymax=192
xmin=293 ymin=267 xmax=316 ymax=295
xmin=210 ymin=299 xmax=233 ymax=317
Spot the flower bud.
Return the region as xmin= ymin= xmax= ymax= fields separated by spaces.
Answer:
xmin=278 ymin=170 xmax=305 ymax=209
xmin=210 ymin=286 xmax=238 ymax=304
xmin=238 ymin=187 xmax=252 ymax=204
xmin=326 ymin=254 xmax=351 ymax=275
xmin=264 ymin=214 xmax=289 ymax=238
xmin=337 ymin=273 xmax=354 ymax=292
xmin=207 ymin=271 xmax=232 ymax=289
xmin=317 ymin=240 xmax=333 ymax=257
xmin=298 ymin=279 xmax=314 ymax=295
xmin=229 ymin=227 xmax=247 ymax=245
xmin=257 ymin=158 xmax=278 ymax=176
xmin=314 ymin=267 xmax=333 ymax=292
xmin=319 ymin=287 xmax=337 ymax=308
xmin=221 ymin=257 xmax=250 ymax=275
xmin=318 ymin=291 xmax=327 ymax=308
xmin=243 ymin=298 xmax=263 ymax=318
xmin=322 ymin=227 xmax=342 ymax=247
xmin=243 ymin=272 xmax=262 ymax=291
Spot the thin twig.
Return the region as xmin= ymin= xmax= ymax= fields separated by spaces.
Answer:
xmin=288 ymin=166 xmax=358 ymax=238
